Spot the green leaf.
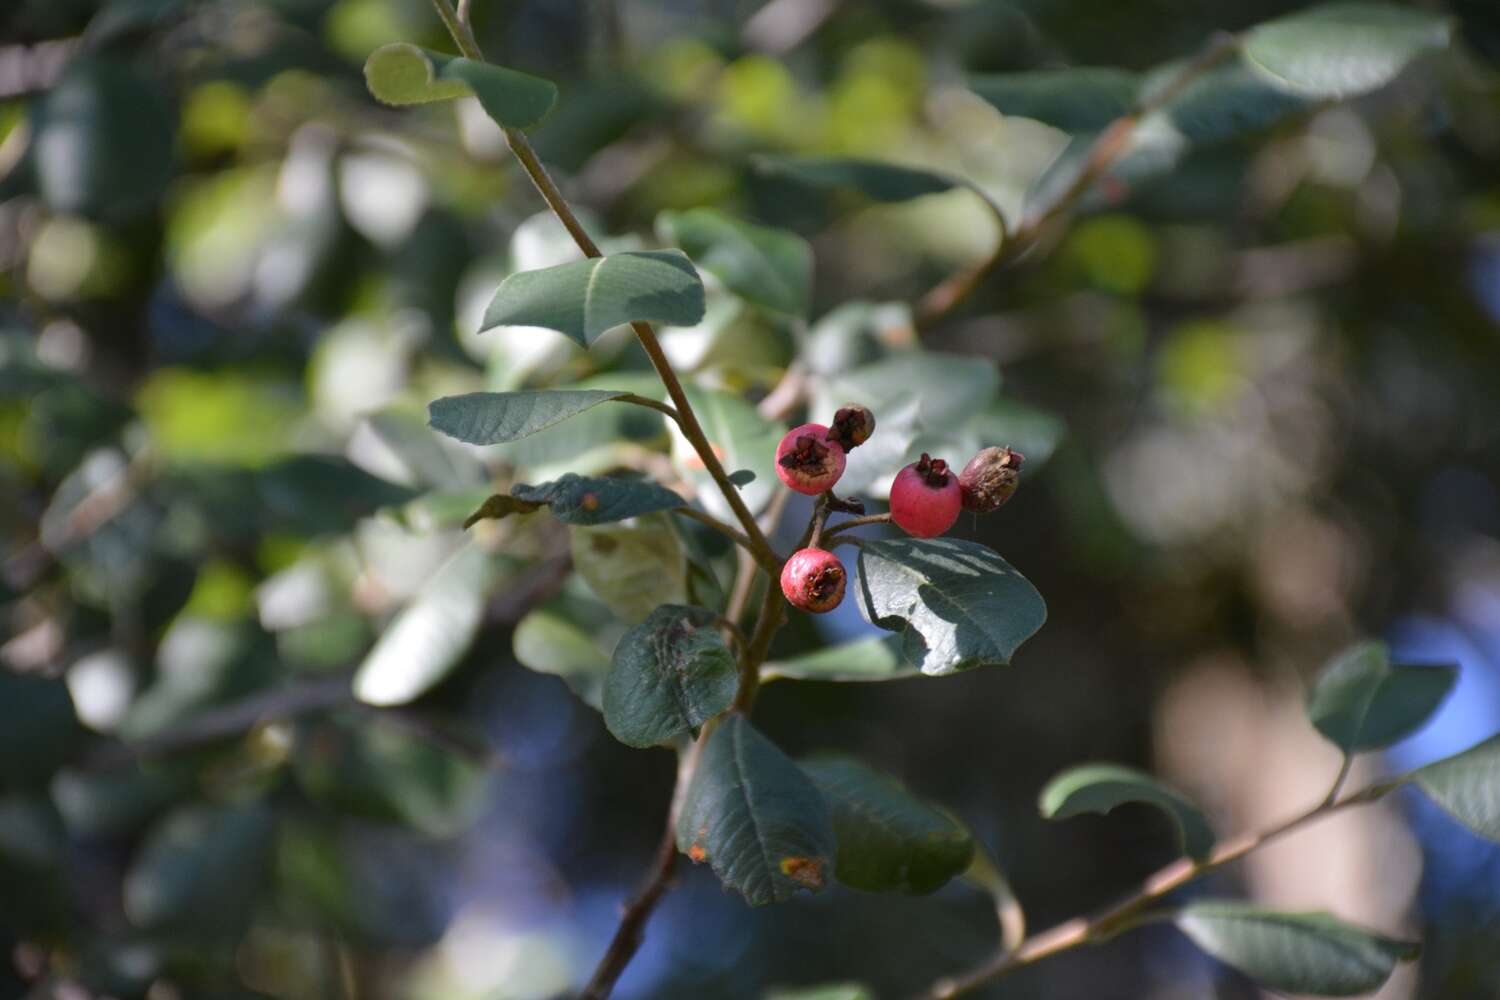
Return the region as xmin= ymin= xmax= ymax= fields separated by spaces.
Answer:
xmin=352 ymin=543 xmax=497 ymax=706
xmin=753 ymin=156 xmax=959 ymax=203
xmin=676 ymin=715 xmax=836 ymax=905
xmin=603 ymin=605 xmax=738 ymax=748
xmin=0 ymin=672 xmax=82 ymax=787
xmin=669 ymin=386 xmax=782 ymax=520
xmin=1039 ymin=763 xmax=1215 ymax=861
xmin=970 ymin=67 xmax=1139 ymax=132
xmin=1413 ymin=734 xmax=1500 ymax=843
xmin=728 ymin=469 xmax=757 ymax=487
xmin=1153 ymin=62 xmax=1310 ymax=143
xmin=765 ymin=986 xmax=874 ymax=1000
xmin=124 ymin=803 xmax=274 ymax=935
xmin=480 ymin=251 xmax=706 ymax=346
xmin=1243 ymin=3 xmax=1453 ymax=99
xmin=365 ymin=409 xmax=485 ymax=489
xmin=657 ymin=209 xmax=813 ymax=316
xmin=571 ymin=513 xmax=687 ymax=624
xmin=1306 ymin=641 xmax=1457 ymax=754
xmin=512 ymin=473 xmax=685 ymax=525
xmin=855 ymin=538 xmax=1046 ymax=676
xmin=819 ymin=351 xmax=999 ymax=430
xmin=428 ymin=390 xmax=632 ymax=445
xmin=800 ymin=756 xmax=974 ymax=894
xmin=363 ymin=42 xmax=558 ymax=128
xmin=513 ymin=591 xmax=624 ymax=712
xmin=762 ymin=635 xmax=917 ymax=683
xmin=1174 ymin=902 xmax=1420 ymax=996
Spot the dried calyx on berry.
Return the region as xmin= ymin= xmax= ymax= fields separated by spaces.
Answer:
xmin=780 ymin=547 xmax=847 ymax=613
xmin=829 ymin=403 xmax=876 ymax=451
xmin=958 ymin=446 xmax=1024 ymax=513
xmin=775 ymin=423 xmax=846 ymax=495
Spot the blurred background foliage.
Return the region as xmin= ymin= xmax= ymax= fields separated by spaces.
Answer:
xmin=1 ymin=0 xmax=1499 ymax=998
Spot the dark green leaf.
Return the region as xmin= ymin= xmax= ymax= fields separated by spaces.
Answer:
xmin=800 ymin=755 xmax=974 ymax=894
xmin=856 ymin=538 xmax=1046 ymax=676
xmin=123 ymin=803 xmax=274 ymax=935
xmin=728 ymin=469 xmax=757 ymax=487
xmin=1306 ymin=642 xmax=1457 ymax=754
xmin=513 ymin=473 xmax=685 ymax=525
xmin=1413 ymin=734 xmax=1500 ymax=843
xmin=363 ymin=43 xmax=558 ymax=128
xmin=353 ymin=544 xmax=498 ymax=706
xmin=603 ymin=605 xmax=738 ymax=748
xmin=762 ymin=635 xmax=917 ymax=683
xmin=0 ymin=672 xmax=82 ymax=786
xmin=657 ymin=209 xmax=813 ymax=316
xmin=754 ymin=156 xmax=959 ymax=203
xmin=676 ymin=715 xmax=836 ymax=905
xmin=1039 ymin=763 xmax=1215 ymax=861
xmin=480 ymin=250 xmax=706 ymax=346
xmin=970 ymin=67 xmax=1139 ymax=132
xmin=428 ymin=389 xmax=633 ymax=445
xmin=571 ymin=514 xmax=687 ymax=623
xmin=1243 ymin=3 xmax=1453 ymax=99
xmin=1155 ymin=62 xmax=1310 ymax=143
xmin=1174 ymin=902 xmax=1420 ymax=996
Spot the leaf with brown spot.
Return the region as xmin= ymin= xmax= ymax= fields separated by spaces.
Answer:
xmin=602 ymin=605 xmax=737 ymax=748
xmin=675 ymin=715 xmax=835 ymax=906
xmin=462 ymin=494 xmax=542 ymax=529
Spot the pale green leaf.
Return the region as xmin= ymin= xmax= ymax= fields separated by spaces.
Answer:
xmin=363 ymin=42 xmax=557 ymax=127
xmin=428 ymin=390 xmax=631 ymax=445
xmin=676 ymin=715 xmax=836 ymax=905
xmin=1039 ymin=763 xmax=1215 ymax=861
xmin=571 ymin=514 xmax=687 ymax=624
xmin=1243 ymin=3 xmax=1453 ymax=99
xmin=657 ymin=209 xmax=812 ymax=316
xmin=1413 ymin=734 xmax=1500 ymax=843
xmin=855 ymin=538 xmax=1046 ymax=676
xmin=512 ymin=591 xmax=624 ymax=712
xmin=762 ymin=635 xmax=916 ymax=683
xmin=1175 ymin=902 xmax=1420 ymax=996
xmin=480 ymin=251 xmax=706 ymax=346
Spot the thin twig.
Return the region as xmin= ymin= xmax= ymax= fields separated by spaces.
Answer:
xmin=821 ymin=512 xmax=891 ymax=541
xmin=1321 ymin=752 xmax=1355 ymax=808
xmin=671 ymin=506 xmax=774 ymax=573
xmin=616 ymin=393 xmax=680 ymax=421
xmin=918 ymin=777 xmax=1404 ymax=999
xmin=580 ymin=812 xmax=681 ymax=999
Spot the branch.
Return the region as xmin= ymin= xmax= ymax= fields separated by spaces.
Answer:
xmin=821 ymin=512 xmax=891 ymax=541
xmin=671 ymin=506 xmax=769 ymax=570
xmin=916 ymin=31 xmax=1239 ymax=328
xmin=426 ymin=0 xmax=779 ymax=576
xmin=580 ymin=810 xmax=680 ymax=999
xmin=616 ymin=393 xmax=680 ymax=421
xmin=917 ymin=777 xmax=1403 ymax=999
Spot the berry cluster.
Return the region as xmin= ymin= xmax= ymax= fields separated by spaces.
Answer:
xmin=774 ymin=405 xmax=1024 ymax=613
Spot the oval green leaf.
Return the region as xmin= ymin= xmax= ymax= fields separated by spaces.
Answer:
xmin=1306 ymin=641 xmax=1457 ymax=754
xmin=1174 ymin=902 xmax=1419 ymax=996
xmin=753 ymin=156 xmax=959 ymax=203
xmin=603 ymin=605 xmax=738 ymax=748
xmin=363 ymin=42 xmax=558 ymax=128
xmin=512 ymin=590 xmax=624 ymax=712
xmin=481 ymin=250 xmax=706 ymax=346
xmin=1243 ymin=3 xmax=1453 ymax=99
xmin=762 ymin=635 xmax=916 ymax=683
xmin=1039 ymin=763 xmax=1215 ymax=861
xmin=1413 ymin=733 xmax=1500 ymax=843
xmin=676 ymin=715 xmax=836 ymax=906
xmin=428 ymin=390 xmax=632 ymax=445
xmin=800 ymin=755 xmax=974 ymax=894
xmin=510 ymin=473 xmax=684 ymax=526
xmin=353 ymin=543 xmax=497 ymax=706
xmin=656 ymin=209 xmax=812 ymax=316
xmin=969 ymin=67 xmax=1140 ymax=132
xmin=855 ymin=537 xmax=1046 ymax=676
xmin=571 ymin=514 xmax=687 ymax=624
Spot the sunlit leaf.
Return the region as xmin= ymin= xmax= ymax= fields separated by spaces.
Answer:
xmin=1413 ymin=734 xmax=1500 ymax=843
xmin=1039 ymin=763 xmax=1215 ymax=860
xmin=657 ymin=208 xmax=812 ymax=316
xmin=1174 ymin=902 xmax=1419 ymax=996
xmin=676 ymin=715 xmax=836 ymax=905
xmin=819 ymin=351 xmax=999 ymax=430
xmin=363 ymin=42 xmax=558 ymax=127
xmin=1242 ymin=3 xmax=1453 ymax=99
xmin=353 ymin=543 xmax=498 ymax=706
xmin=603 ymin=605 xmax=738 ymax=748
xmin=801 ymin=755 xmax=974 ymax=894
xmin=762 ymin=635 xmax=916 ymax=683
xmin=1306 ymin=641 xmax=1457 ymax=754
xmin=513 ymin=590 xmax=624 ymax=712
xmin=571 ymin=513 xmax=687 ymax=624
xmin=428 ymin=389 xmax=632 ymax=445
xmin=856 ymin=538 xmax=1046 ymax=676
xmin=480 ymin=250 xmax=706 ymax=346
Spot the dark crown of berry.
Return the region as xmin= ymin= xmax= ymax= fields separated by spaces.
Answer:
xmin=830 ymin=403 xmax=875 ymax=450
xmin=778 ymin=433 xmax=831 ymax=471
xmin=914 ymin=453 xmax=951 ymax=487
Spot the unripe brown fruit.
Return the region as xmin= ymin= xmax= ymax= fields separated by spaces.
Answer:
xmin=958 ymin=446 xmax=1024 ymax=513
xmin=829 ymin=403 xmax=876 ymax=451
xmin=780 ymin=547 xmax=847 ymax=613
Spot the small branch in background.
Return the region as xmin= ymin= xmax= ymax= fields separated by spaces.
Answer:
xmin=671 ymin=507 xmax=774 ymax=572
xmin=920 ymin=778 xmax=1402 ymax=999
xmin=580 ymin=812 xmax=680 ymax=999
xmin=616 ymin=393 xmax=680 ymax=422
xmin=822 ymin=512 xmax=891 ymax=541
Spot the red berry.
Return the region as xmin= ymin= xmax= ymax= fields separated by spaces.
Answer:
xmin=890 ymin=453 xmax=961 ymax=538
xmin=780 ymin=547 xmax=847 ymax=613
xmin=775 ymin=423 xmax=846 ymax=495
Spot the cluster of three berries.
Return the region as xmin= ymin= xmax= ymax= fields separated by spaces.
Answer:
xmin=774 ymin=405 xmax=1024 ymax=613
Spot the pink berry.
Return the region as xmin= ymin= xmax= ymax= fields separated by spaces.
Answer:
xmin=775 ymin=423 xmax=846 ymax=496
xmin=890 ymin=453 xmax=962 ymax=538
xmin=780 ymin=547 xmax=847 ymax=613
